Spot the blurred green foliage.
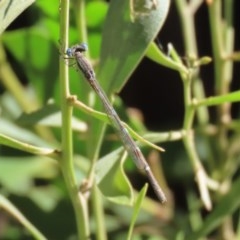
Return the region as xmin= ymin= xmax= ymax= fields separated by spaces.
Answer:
xmin=0 ymin=0 xmax=240 ymax=240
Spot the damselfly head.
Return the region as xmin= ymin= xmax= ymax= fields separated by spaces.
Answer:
xmin=66 ymin=43 xmax=88 ymax=56
xmin=73 ymin=43 xmax=88 ymax=53
xmin=66 ymin=48 xmax=73 ymax=57
xmin=79 ymin=43 xmax=88 ymax=52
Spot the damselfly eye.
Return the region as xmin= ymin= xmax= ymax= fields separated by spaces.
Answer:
xmin=66 ymin=48 xmax=73 ymax=57
xmin=79 ymin=43 xmax=88 ymax=52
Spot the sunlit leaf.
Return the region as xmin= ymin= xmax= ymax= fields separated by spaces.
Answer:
xmin=98 ymin=0 xmax=170 ymax=94
xmin=17 ymin=104 xmax=87 ymax=132
xmin=95 ymin=149 xmax=134 ymax=205
xmin=0 ymin=0 xmax=35 ymax=34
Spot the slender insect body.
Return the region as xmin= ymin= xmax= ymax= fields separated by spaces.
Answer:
xmin=75 ymin=52 xmax=95 ymax=80
xmin=144 ymin=166 xmax=167 ymax=203
xmin=66 ymin=43 xmax=167 ymax=204
xmin=131 ymin=146 xmax=147 ymax=169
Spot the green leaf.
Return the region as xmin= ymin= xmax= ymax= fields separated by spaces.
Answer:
xmin=2 ymin=28 xmax=58 ymax=102
xmin=0 ymin=194 xmax=47 ymax=240
xmin=0 ymin=156 xmax=58 ymax=194
xmin=189 ymin=177 xmax=240 ymax=239
xmin=17 ymin=104 xmax=87 ymax=132
xmin=127 ymin=184 xmax=148 ymax=240
xmin=0 ymin=118 xmax=52 ymax=148
xmin=29 ymin=186 xmax=62 ymax=211
xmin=35 ymin=0 xmax=59 ymax=19
xmin=95 ymin=149 xmax=134 ymax=205
xmin=146 ymin=42 xmax=187 ymax=73
xmin=98 ymin=0 xmax=170 ymax=94
xmin=0 ymin=0 xmax=35 ymax=34
xmin=86 ymin=1 xmax=108 ymax=28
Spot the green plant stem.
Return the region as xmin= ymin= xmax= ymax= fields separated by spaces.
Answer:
xmin=222 ymin=0 xmax=234 ymax=104
xmin=193 ymin=80 xmax=216 ymax=172
xmin=195 ymin=90 xmax=240 ymax=107
xmin=182 ymin=72 xmax=195 ymax=129
xmin=175 ymin=0 xmax=197 ymax=57
xmin=175 ymin=0 xmax=212 ymax=210
xmin=0 ymin=194 xmax=47 ymax=240
xmin=74 ymin=0 xmax=88 ymax=42
xmin=182 ymin=77 xmax=212 ymax=209
xmin=208 ymin=0 xmax=231 ymax=155
xmin=59 ymin=0 xmax=90 ymax=239
xmin=73 ymin=2 xmax=108 ymax=237
xmin=189 ymin=0 xmax=204 ymax=14
xmin=0 ymin=133 xmax=59 ymax=158
xmin=208 ymin=0 xmax=226 ymax=95
xmin=88 ymin=124 xmax=108 ymax=240
xmin=208 ymin=4 xmax=236 ymax=238
xmin=92 ymin=183 xmax=107 ymax=240
xmin=73 ymin=0 xmax=89 ymax=57
xmin=69 ymin=0 xmax=107 ymax=238
xmin=193 ymin=80 xmax=209 ymax=125
xmin=220 ymin=0 xmax=235 ymax=174
xmin=175 ymin=0 xmax=210 ymax=126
